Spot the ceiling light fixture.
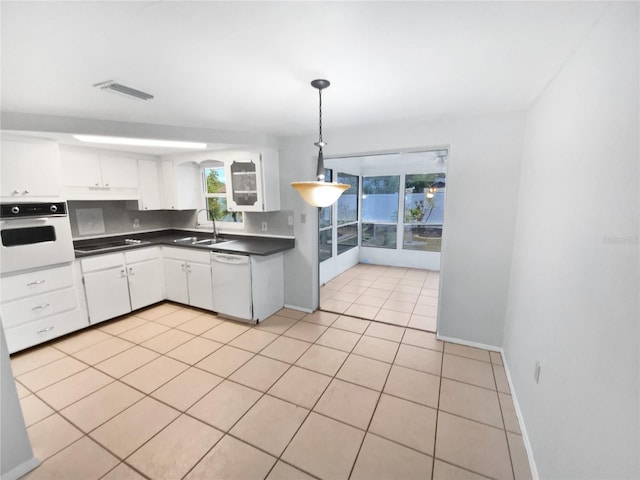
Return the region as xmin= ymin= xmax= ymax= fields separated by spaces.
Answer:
xmin=94 ymin=80 xmax=154 ymax=101
xmin=73 ymin=135 xmax=207 ymax=150
xmin=291 ymin=79 xmax=349 ymax=208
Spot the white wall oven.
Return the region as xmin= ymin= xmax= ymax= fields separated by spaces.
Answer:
xmin=0 ymin=202 xmax=74 ymax=274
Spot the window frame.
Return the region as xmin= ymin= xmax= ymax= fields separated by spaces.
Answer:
xmin=200 ymin=164 xmax=244 ymax=229
xmin=361 ymin=174 xmax=401 ymax=249
xmin=402 ymin=173 xmax=446 ymax=252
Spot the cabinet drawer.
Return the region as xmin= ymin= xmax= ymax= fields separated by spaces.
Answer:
xmin=125 ymin=246 xmax=161 ymax=263
xmin=81 ymin=252 xmax=125 ymax=272
xmin=4 ymin=309 xmax=86 ymax=354
xmin=162 ymin=246 xmax=211 ymax=264
xmin=1 ymin=264 xmax=73 ymax=301
xmin=1 ymin=288 xmax=78 ymax=328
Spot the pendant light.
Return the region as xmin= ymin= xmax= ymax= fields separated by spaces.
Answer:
xmin=291 ymin=79 xmax=350 ymax=208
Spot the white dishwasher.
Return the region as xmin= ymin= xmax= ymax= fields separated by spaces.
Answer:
xmin=211 ymin=252 xmax=253 ymax=322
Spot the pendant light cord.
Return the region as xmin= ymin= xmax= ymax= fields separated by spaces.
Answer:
xmin=318 ymin=87 xmax=323 ymax=145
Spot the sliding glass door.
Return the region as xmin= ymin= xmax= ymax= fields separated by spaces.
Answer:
xmin=319 ymin=171 xmax=360 ymax=284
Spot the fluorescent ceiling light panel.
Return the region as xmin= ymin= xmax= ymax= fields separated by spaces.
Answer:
xmin=94 ymin=80 xmax=154 ymax=101
xmin=73 ymin=135 xmax=207 ymax=150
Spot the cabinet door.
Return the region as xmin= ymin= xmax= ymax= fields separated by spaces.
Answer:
xmin=0 ymin=139 xmax=20 ymax=195
xmin=128 ymin=258 xmax=164 ymax=310
xmin=161 ymin=160 xmax=199 ymax=210
xmin=60 ymin=148 xmax=102 ymax=187
xmin=2 ymin=138 xmax=61 ymax=197
xmin=138 ymin=159 xmax=162 ymax=210
xmin=161 ymin=160 xmax=178 ymax=209
xmin=187 ymin=262 xmax=214 ymax=311
xmin=225 ymin=155 xmax=264 ymax=212
xmin=100 ymin=155 xmax=139 ymax=188
xmin=83 ymin=267 xmax=131 ymax=323
xmin=163 ymin=258 xmax=189 ymax=304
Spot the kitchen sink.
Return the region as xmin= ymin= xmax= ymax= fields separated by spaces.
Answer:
xmin=172 ymin=236 xmax=228 ymax=246
xmin=193 ymin=238 xmax=230 ymax=246
xmin=173 ymin=236 xmax=200 ymax=244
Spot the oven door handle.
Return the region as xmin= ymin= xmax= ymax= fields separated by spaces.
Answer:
xmin=1 ymin=217 xmax=52 ymax=225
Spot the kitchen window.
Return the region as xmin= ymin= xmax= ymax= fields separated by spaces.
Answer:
xmin=202 ymin=166 xmax=243 ymax=224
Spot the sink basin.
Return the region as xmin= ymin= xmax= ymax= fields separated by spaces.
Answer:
xmin=172 ymin=236 xmax=228 ymax=246
xmin=193 ymin=238 xmax=229 ymax=246
xmin=173 ymin=236 xmax=200 ymax=244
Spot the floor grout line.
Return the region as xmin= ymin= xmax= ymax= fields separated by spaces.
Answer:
xmin=14 ymin=265 xmax=526 ymax=480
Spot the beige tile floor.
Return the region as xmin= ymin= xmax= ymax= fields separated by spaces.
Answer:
xmin=320 ymin=264 xmax=439 ymax=331
xmin=12 ymin=302 xmax=532 ymax=480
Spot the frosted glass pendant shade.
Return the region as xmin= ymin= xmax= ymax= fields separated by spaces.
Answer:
xmin=291 ymin=181 xmax=350 ymax=207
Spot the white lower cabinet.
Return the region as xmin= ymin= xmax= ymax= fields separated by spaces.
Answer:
xmin=83 ymin=263 xmax=131 ymax=323
xmin=127 ymin=257 xmax=164 ymax=310
xmin=163 ymin=247 xmax=213 ymax=310
xmin=80 ymin=247 xmax=164 ymax=324
xmin=164 ymin=258 xmax=190 ymax=305
xmin=0 ymin=263 xmax=88 ymax=353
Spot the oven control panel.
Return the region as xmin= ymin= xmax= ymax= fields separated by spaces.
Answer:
xmin=0 ymin=202 xmax=67 ymax=218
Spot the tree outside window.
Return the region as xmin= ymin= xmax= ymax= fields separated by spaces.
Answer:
xmin=403 ymin=173 xmax=445 ymax=252
xmin=203 ymin=166 xmax=243 ymax=223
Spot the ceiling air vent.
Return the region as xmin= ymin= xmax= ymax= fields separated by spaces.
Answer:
xmin=93 ymin=80 xmax=154 ymax=100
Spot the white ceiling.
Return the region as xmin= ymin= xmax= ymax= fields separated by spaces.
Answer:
xmin=1 ymin=1 xmax=608 ymax=138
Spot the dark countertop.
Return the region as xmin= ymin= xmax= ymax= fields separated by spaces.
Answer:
xmin=73 ymin=229 xmax=295 ymax=258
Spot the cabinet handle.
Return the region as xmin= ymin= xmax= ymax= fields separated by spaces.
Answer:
xmin=37 ymin=326 xmax=54 ymax=335
xmin=32 ymin=303 xmax=50 ymax=311
xmin=95 ymin=182 xmax=100 ymax=186
xmin=181 ymin=263 xmax=186 ymax=271
xmin=105 ymin=183 xmax=110 ymax=187
xmin=12 ymin=190 xmax=20 ymax=195
xmin=22 ymin=190 xmax=29 ymax=194
xmin=119 ymin=269 xmax=127 ymax=278
xmin=128 ymin=267 xmax=135 ymax=275
xmin=26 ymin=280 xmax=45 ymax=286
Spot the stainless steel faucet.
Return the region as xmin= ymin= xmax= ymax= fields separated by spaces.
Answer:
xmin=195 ymin=208 xmax=208 ymax=229
xmin=195 ymin=208 xmax=218 ymax=240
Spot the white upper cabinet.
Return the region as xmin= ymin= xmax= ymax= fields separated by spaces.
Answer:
xmin=223 ymin=149 xmax=280 ymax=212
xmin=60 ymin=146 xmax=139 ymax=199
xmin=161 ymin=159 xmax=199 ymax=210
xmin=136 ymin=159 xmax=163 ymax=210
xmin=1 ymin=136 xmax=61 ymax=198
xmin=99 ymin=155 xmax=139 ymax=188
xmin=62 ymin=149 xmax=102 ymax=187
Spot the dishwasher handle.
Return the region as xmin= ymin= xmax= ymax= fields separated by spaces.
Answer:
xmin=211 ymin=253 xmax=250 ymax=265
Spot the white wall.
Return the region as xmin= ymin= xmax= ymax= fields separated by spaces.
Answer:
xmin=279 ymin=137 xmax=322 ymax=312
xmin=280 ymin=111 xmax=526 ymax=347
xmin=1 ymin=325 xmax=39 ymax=480
xmin=503 ymin=3 xmax=639 ymax=478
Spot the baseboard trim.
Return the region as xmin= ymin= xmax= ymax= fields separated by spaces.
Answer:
xmin=282 ymin=304 xmax=313 ymax=314
xmin=500 ymin=350 xmax=540 ymax=480
xmin=435 ymin=334 xmax=538 ymax=479
xmin=435 ymin=334 xmax=500 ymax=352
xmin=1 ymin=456 xmax=40 ymax=480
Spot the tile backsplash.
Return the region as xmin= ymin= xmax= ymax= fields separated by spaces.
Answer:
xmin=68 ymin=201 xmax=294 ymax=239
